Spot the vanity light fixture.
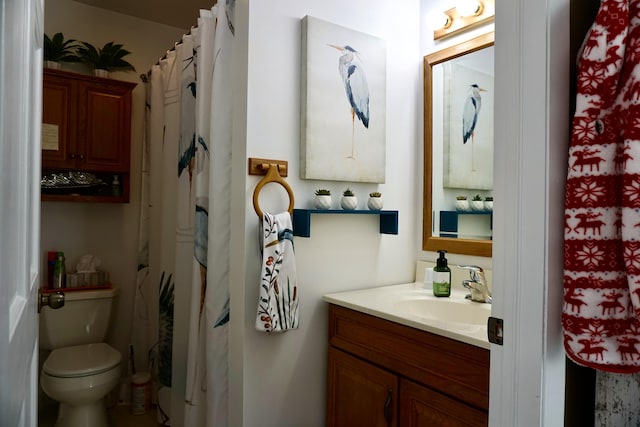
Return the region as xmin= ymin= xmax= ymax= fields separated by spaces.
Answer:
xmin=433 ymin=0 xmax=494 ymax=41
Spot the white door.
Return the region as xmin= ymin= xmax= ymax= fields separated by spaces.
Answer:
xmin=0 ymin=0 xmax=44 ymax=425
xmin=490 ymin=0 xmax=568 ymax=425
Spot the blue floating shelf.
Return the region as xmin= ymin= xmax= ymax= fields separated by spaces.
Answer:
xmin=292 ymin=209 xmax=399 ymax=237
xmin=440 ymin=210 xmax=493 ymax=239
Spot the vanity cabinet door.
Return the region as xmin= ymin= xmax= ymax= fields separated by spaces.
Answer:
xmin=327 ymin=304 xmax=489 ymax=426
xmin=327 ymin=347 xmax=398 ymax=427
xmin=399 ymin=378 xmax=487 ymax=427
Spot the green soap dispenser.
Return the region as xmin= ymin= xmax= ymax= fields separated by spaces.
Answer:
xmin=433 ymin=250 xmax=451 ymax=297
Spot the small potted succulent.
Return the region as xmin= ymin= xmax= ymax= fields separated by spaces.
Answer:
xmin=471 ymin=194 xmax=485 ymax=211
xmin=367 ymin=191 xmax=383 ymax=211
xmin=341 ymin=188 xmax=358 ymax=210
xmin=314 ymin=189 xmax=332 ymax=210
xmin=484 ymin=196 xmax=493 ymax=212
xmin=43 ymin=32 xmax=81 ymax=69
xmin=76 ymin=41 xmax=136 ymax=77
xmin=455 ymin=195 xmax=469 ymax=212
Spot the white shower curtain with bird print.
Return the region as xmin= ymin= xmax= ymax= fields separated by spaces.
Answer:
xmin=132 ymin=4 xmax=234 ymax=426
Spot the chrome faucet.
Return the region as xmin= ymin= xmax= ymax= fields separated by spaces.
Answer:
xmin=458 ymin=265 xmax=492 ymax=303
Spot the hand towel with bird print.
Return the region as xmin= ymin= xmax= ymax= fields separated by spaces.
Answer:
xmin=256 ymin=212 xmax=299 ymax=333
xmin=563 ymin=0 xmax=640 ymax=372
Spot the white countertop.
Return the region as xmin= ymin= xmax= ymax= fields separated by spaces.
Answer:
xmin=323 ymin=282 xmax=491 ymax=349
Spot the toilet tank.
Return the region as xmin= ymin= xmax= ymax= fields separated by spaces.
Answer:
xmin=39 ymin=286 xmax=119 ymax=350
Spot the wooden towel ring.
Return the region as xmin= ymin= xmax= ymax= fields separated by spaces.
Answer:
xmin=252 ymin=163 xmax=295 ymax=219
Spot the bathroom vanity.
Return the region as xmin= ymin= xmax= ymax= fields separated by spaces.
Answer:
xmin=324 ymin=284 xmax=490 ymax=426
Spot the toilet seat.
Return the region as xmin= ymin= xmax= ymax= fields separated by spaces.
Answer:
xmin=43 ymin=343 xmax=121 ymax=378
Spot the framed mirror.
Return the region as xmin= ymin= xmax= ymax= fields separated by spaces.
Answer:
xmin=423 ymin=32 xmax=494 ymax=257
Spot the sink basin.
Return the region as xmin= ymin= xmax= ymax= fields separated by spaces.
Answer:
xmin=323 ymin=283 xmax=492 ymax=348
xmin=395 ymin=297 xmax=490 ymax=326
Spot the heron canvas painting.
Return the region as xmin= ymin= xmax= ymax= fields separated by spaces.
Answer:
xmin=301 ymin=16 xmax=386 ymax=183
xmin=442 ymin=49 xmax=494 ymax=190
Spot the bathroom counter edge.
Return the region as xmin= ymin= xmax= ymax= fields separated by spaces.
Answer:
xmin=323 ymin=282 xmax=491 ymax=350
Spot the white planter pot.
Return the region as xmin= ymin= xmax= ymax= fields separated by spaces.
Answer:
xmin=93 ymin=69 xmax=109 ymax=78
xmin=44 ymin=61 xmax=61 ymax=70
xmin=341 ymin=196 xmax=358 ymax=210
xmin=471 ymin=200 xmax=485 ymax=211
xmin=367 ymin=197 xmax=383 ymax=211
xmin=484 ymin=201 xmax=493 ymax=212
xmin=455 ymin=200 xmax=469 ymax=211
xmin=313 ymin=195 xmax=332 ymax=210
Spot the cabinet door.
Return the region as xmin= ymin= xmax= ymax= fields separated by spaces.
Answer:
xmin=399 ymin=378 xmax=487 ymax=427
xmin=77 ymin=80 xmax=132 ymax=172
xmin=327 ymin=347 xmax=398 ymax=427
xmin=42 ymin=73 xmax=78 ymax=170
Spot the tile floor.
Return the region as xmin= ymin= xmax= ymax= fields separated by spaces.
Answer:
xmin=107 ymin=405 xmax=160 ymax=427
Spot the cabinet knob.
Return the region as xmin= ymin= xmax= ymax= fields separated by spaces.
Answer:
xmin=69 ymin=153 xmax=76 ymax=159
xmin=78 ymin=154 xmax=85 ymax=160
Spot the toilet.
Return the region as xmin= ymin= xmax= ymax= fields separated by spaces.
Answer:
xmin=39 ymin=286 xmax=121 ymax=427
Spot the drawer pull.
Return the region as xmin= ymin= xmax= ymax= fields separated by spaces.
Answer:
xmin=383 ymin=388 xmax=392 ymax=425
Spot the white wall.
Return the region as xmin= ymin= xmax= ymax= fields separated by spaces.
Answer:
xmin=234 ymin=1 xmax=422 ymax=425
xmin=42 ymin=0 xmax=185 ymax=383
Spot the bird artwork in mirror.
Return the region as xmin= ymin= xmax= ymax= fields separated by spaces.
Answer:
xmin=300 ymin=15 xmax=387 ymax=183
xmin=423 ymin=32 xmax=494 ymax=257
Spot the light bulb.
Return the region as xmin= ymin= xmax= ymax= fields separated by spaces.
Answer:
xmin=429 ymin=10 xmax=452 ymax=29
xmin=456 ymin=0 xmax=483 ymax=17
xmin=441 ymin=13 xmax=453 ymax=29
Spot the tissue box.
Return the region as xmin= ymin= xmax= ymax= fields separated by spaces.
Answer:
xmin=65 ymin=270 xmax=109 ymax=288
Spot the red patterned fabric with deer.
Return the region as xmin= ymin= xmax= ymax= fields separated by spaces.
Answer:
xmin=563 ymin=0 xmax=640 ymax=372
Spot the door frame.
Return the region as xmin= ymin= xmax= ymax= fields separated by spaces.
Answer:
xmin=490 ymin=0 xmax=569 ymax=424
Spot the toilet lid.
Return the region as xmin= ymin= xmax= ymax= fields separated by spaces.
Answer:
xmin=43 ymin=343 xmax=121 ymax=378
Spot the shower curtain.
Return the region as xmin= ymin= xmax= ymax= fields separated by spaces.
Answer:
xmin=132 ymin=3 xmax=235 ymax=425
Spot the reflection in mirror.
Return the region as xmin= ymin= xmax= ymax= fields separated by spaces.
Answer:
xmin=423 ymin=32 xmax=494 ymax=257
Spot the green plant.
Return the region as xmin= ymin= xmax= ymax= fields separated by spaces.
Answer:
xmin=456 ymin=195 xmax=468 ymax=200
xmin=369 ymin=191 xmax=382 ymax=197
xmin=484 ymin=196 xmax=493 ymax=202
xmin=76 ymin=41 xmax=135 ymax=72
xmin=315 ymin=188 xmax=331 ymax=196
xmin=343 ymin=188 xmax=355 ymax=197
xmin=472 ymin=194 xmax=483 ymax=201
xmin=43 ymin=32 xmax=80 ymax=63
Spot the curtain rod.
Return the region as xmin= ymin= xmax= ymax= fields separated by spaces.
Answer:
xmin=141 ymin=24 xmax=198 ymax=82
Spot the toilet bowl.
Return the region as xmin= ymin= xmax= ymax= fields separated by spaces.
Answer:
xmin=41 ymin=343 xmax=121 ymax=427
xmin=39 ymin=286 xmax=121 ymax=427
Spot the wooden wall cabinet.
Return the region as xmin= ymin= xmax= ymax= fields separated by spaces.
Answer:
xmin=41 ymin=68 xmax=136 ymax=202
xmin=327 ymin=304 xmax=489 ymax=427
